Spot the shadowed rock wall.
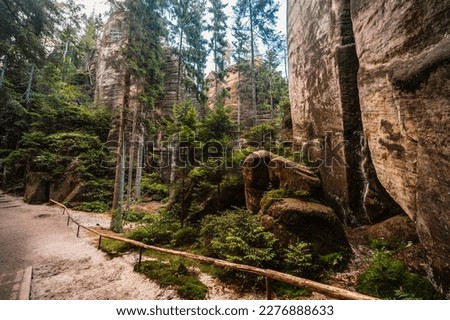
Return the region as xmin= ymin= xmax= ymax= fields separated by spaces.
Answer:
xmin=288 ymin=0 xmax=400 ymax=225
xmin=288 ymin=0 xmax=450 ymax=296
xmin=351 ymin=0 xmax=450 ymax=296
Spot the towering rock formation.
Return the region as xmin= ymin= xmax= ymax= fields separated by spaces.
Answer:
xmin=206 ymin=65 xmax=273 ymax=129
xmin=94 ymin=8 xmax=130 ymax=141
xmin=288 ymin=0 xmax=450 ymax=295
xmin=288 ymin=0 xmax=401 ymax=225
xmin=351 ymin=0 xmax=450 ymax=296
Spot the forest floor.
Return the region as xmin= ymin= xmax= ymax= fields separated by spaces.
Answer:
xmin=0 ymin=193 xmax=270 ymax=300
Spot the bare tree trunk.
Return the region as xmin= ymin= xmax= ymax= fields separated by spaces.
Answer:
xmin=111 ymin=119 xmax=125 ymax=233
xmin=237 ymin=68 xmax=242 ymax=148
xmin=126 ymin=100 xmax=140 ymax=210
xmin=111 ymin=64 xmax=131 ymax=232
xmin=176 ymin=28 xmax=183 ymax=102
xmin=25 ymin=64 xmax=35 ymax=106
xmin=0 ymin=55 xmax=7 ymax=89
xmin=134 ymin=123 xmax=144 ymax=200
xmin=169 ymin=136 xmax=178 ymax=200
xmin=249 ymin=0 xmax=257 ymax=126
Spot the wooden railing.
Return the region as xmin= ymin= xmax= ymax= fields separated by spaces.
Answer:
xmin=50 ymin=199 xmax=377 ymax=300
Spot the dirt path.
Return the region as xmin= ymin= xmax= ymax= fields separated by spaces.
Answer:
xmin=0 ymin=193 xmax=263 ymax=300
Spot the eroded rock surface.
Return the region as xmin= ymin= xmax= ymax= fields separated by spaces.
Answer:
xmin=351 ymin=0 xmax=450 ymax=295
xmin=288 ymin=0 xmax=450 ymax=295
xmin=242 ymin=151 xmax=322 ymax=214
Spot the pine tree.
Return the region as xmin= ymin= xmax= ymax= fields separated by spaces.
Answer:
xmin=232 ymin=0 xmax=280 ymax=125
xmin=0 ymin=0 xmax=59 ymax=149
xmin=168 ymin=0 xmax=208 ymax=104
xmin=207 ymin=0 xmax=228 ymax=97
xmin=109 ymin=0 xmax=168 ymax=230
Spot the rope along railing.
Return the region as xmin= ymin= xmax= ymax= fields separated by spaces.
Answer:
xmin=50 ymin=199 xmax=377 ymax=300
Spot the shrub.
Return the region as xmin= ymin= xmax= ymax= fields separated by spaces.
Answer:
xmin=126 ymin=213 xmax=180 ymax=246
xmin=141 ymin=174 xmax=169 ymax=201
xmin=200 ymin=208 xmax=276 ymax=286
xmin=357 ymin=249 xmax=443 ymax=299
xmin=283 ymin=242 xmax=314 ymax=277
xmin=173 ymin=227 xmax=198 ymax=247
xmin=125 ymin=209 xmax=147 ymax=222
xmin=76 ymin=201 xmax=109 ymax=213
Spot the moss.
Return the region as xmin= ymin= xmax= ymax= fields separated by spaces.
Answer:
xmin=135 ymin=260 xmax=207 ymax=300
xmin=272 ymin=282 xmax=311 ymax=299
xmin=101 ymin=238 xmax=130 ymax=257
xmin=260 ymin=188 xmax=310 ymax=212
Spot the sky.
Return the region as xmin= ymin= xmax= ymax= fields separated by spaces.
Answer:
xmin=74 ymin=0 xmax=287 ymax=33
xmin=73 ymin=0 xmax=287 ymax=74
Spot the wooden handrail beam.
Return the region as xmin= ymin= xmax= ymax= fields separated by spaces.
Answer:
xmin=49 ymin=199 xmax=377 ymax=300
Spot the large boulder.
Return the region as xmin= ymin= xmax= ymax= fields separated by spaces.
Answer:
xmin=262 ymin=198 xmax=349 ymax=254
xmin=242 ymin=151 xmax=276 ymax=214
xmin=242 ymin=151 xmax=322 ymax=214
xmin=268 ymin=157 xmax=321 ymax=193
xmin=23 ymin=172 xmax=51 ymax=204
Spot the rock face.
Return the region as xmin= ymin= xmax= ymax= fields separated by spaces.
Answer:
xmin=351 ymin=0 xmax=450 ymax=295
xmin=242 ymin=151 xmax=274 ymax=214
xmin=206 ymin=65 xmax=272 ymax=129
xmin=288 ymin=0 xmax=402 ymax=225
xmin=94 ymin=9 xmax=129 ymax=141
xmin=288 ymin=0 xmax=450 ymax=295
xmin=23 ymin=172 xmax=51 ymax=204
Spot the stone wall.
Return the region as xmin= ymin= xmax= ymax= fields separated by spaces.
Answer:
xmin=288 ymin=0 xmax=450 ymax=295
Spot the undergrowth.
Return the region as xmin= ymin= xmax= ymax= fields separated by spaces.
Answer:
xmin=135 ymin=260 xmax=207 ymax=300
xmin=357 ymin=248 xmax=443 ymax=300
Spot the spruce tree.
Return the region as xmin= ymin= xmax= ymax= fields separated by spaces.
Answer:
xmin=168 ymin=0 xmax=208 ymax=104
xmin=232 ymin=0 xmax=280 ymax=125
xmin=207 ymin=0 xmax=228 ymax=84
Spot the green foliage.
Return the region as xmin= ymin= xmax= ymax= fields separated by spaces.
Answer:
xmin=245 ymin=123 xmax=276 ymax=143
xmin=135 ymin=260 xmax=207 ymax=300
xmin=272 ymin=282 xmax=311 ymax=299
xmin=125 ymin=210 xmax=147 ymax=222
xmin=126 ymin=213 xmax=180 ymax=246
xmin=173 ymin=227 xmax=199 ymax=247
xmin=357 ymin=250 xmax=443 ymax=299
xmin=140 ymin=174 xmax=169 ymax=201
xmin=283 ymin=242 xmax=314 ymax=277
xmin=319 ymin=252 xmax=345 ymax=272
xmin=201 ymin=208 xmax=276 ymax=269
xmin=76 ymin=201 xmax=109 ymax=213
xmin=198 ymin=104 xmax=235 ymax=142
xmin=83 ymin=178 xmax=114 ymax=204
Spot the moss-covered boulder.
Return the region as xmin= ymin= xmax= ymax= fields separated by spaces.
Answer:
xmin=262 ymin=198 xmax=349 ymax=254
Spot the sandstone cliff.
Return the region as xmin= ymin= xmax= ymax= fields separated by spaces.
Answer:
xmin=288 ymin=0 xmax=450 ymax=296
xmin=206 ymin=65 xmax=273 ymax=129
